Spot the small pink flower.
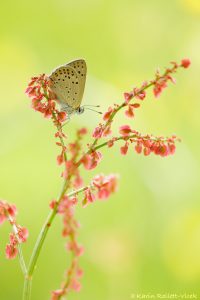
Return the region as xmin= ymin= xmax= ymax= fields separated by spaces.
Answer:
xmin=9 ymin=233 xmax=17 ymax=246
xmin=49 ymin=200 xmax=57 ymax=209
xmin=57 ymin=152 xmax=65 ymax=165
xmin=5 ymin=244 xmax=18 ymax=259
xmin=103 ymin=125 xmax=112 ymax=137
xmin=181 ymin=58 xmax=191 ymax=69
xmin=18 ymin=226 xmax=29 ymax=243
xmin=120 ymin=142 xmax=129 ymax=155
xmin=133 ymin=87 xmax=146 ymax=100
xmin=73 ymin=174 xmax=83 ymax=188
xmin=92 ymin=174 xmax=118 ymax=200
xmin=153 ymin=78 xmax=168 ymax=98
xmin=77 ymin=127 xmax=87 ymax=136
xmin=58 ymin=196 xmax=71 ymax=214
xmin=82 ymin=151 xmax=102 ymax=170
xmin=103 ymin=107 xmax=114 ymax=121
xmin=62 ymin=160 xmax=76 ymax=179
xmin=168 ymin=143 xmax=176 ymax=154
xmin=92 ymin=124 xmax=104 ymax=138
xmin=57 ymin=111 xmax=67 ymax=122
xmin=125 ymin=105 xmax=134 ymax=118
xmin=135 ymin=142 xmax=143 ymax=154
xmin=82 ymin=189 xmax=96 ymax=206
xmin=55 ymin=131 xmax=66 ymax=138
xmin=7 ymin=204 xmax=17 ymax=218
xmin=143 ymin=147 xmax=151 ymax=156
xmin=51 ymin=289 xmax=64 ymax=300
xmin=0 ymin=205 xmax=7 ymax=225
xmin=124 ymin=92 xmax=133 ymax=104
xmin=119 ymin=125 xmax=132 ymax=136
xmin=81 ymin=154 xmax=92 ymax=169
xmin=67 ymin=241 xmax=84 ymax=257
xmin=76 ymin=267 xmax=83 ymax=278
xmin=0 ymin=201 xmax=17 ymax=224
xmin=107 ymin=138 xmax=115 ymax=148
xmin=70 ymin=278 xmax=81 ymax=292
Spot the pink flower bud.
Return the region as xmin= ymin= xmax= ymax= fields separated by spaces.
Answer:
xmin=119 ymin=125 xmax=132 ymax=136
xmin=103 ymin=107 xmax=114 ymax=121
xmin=181 ymin=58 xmax=191 ymax=69
xmin=125 ymin=105 xmax=134 ymax=118
xmin=120 ymin=142 xmax=129 ymax=155
xmin=92 ymin=125 xmax=104 ymax=138
xmin=124 ymin=92 xmax=133 ymax=103
xmin=5 ymin=244 xmax=18 ymax=259
xmin=135 ymin=142 xmax=142 ymax=154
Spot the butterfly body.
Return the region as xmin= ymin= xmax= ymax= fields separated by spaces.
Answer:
xmin=49 ymin=59 xmax=87 ymax=117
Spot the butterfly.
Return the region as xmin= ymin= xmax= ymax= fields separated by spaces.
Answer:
xmin=49 ymin=59 xmax=87 ymax=117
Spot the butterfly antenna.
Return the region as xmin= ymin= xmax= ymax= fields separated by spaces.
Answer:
xmin=84 ymin=105 xmax=100 ymax=108
xmin=85 ymin=107 xmax=102 ymax=114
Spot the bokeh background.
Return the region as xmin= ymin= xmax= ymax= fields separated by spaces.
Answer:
xmin=0 ymin=0 xmax=200 ymax=299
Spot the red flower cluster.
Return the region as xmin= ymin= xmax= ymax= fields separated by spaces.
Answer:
xmin=0 ymin=200 xmax=28 ymax=259
xmin=118 ymin=125 xmax=178 ymax=157
xmin=26 ymin=74 xmax=67 ymax=127
xmin=152 ymin=66 xmax=176 ymax=98
xmin=51 ymin=260 xmax=83 ymax=299
xmin=124 ymin=82 xmax=147 ymax=104
xmin=81 ymin=150 xmax=102 ymax=170
xmin=82 ymin=173 xmax=118 ymax=206
xmin=0 ymin=200 xmax=16 ymax=224
xmin=61 ymin=128 xmax=88 ymax=188
xmin=50 ymin=193 xmax=84 ymax=299
xmin=152 ymin=59 xmax=191 ymax=98
xmin=50 ymin=172 xmax=118 ymax=297
xmin=92 ymin=122 xmax=112 ymax=138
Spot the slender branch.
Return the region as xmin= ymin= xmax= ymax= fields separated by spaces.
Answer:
xmin=92 ymin=134 xmax=177 ymax=152
xmin=75 ymin=76 xmax=165 ymax=168
xmin=52 ymin=111 xmax=67 ymax=162
xmin=23 ymin=184 xmax=89 ymax=300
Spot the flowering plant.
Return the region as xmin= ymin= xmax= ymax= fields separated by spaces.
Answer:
xmin=0 ymin=58 xmax=190 ymax=299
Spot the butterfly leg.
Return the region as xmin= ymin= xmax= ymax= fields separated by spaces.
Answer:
xmin=61 ymin=117 xmax=70 ymax=128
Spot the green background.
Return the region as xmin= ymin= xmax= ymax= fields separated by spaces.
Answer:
xmin=0 ymin=0 xmax=200 ymax=299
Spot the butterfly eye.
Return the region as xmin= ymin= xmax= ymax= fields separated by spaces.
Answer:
xmin=77 ymin=107 xmax=84 ymax=114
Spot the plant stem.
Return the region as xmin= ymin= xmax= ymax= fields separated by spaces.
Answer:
xmin=22 ymin=66 xmax=175 ymax=299
xmin=23 ymin=276 xmax=32 ymax=300
xmin=92 ymin=134 xmax=177 ymax=152
xmin=23 ymin=184 xmax=89 ymax=300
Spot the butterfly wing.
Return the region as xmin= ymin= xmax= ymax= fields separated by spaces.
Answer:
xmin=49 ymin=64 xmax=80 ymax=110
xmin=66 ymin=59 xmax=87 ymax=106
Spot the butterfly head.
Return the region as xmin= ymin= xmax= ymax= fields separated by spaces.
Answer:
xmin=76 ymin=106 xmax=85 ymax=115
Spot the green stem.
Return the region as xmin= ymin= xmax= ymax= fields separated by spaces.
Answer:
xmin=23 ymin=276 xmax=32 ymax=300
xmin=23 ymin=184 xmax=89 ymax=300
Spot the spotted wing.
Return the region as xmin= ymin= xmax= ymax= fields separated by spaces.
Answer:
xmin=66 ymin=59 xmax=87 ymax=106
xmin=49 ymin=65 xmax=80 ymax=109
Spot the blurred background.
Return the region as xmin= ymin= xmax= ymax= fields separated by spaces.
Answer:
xmin=0 ymin=0 xmax=200 ymax=299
